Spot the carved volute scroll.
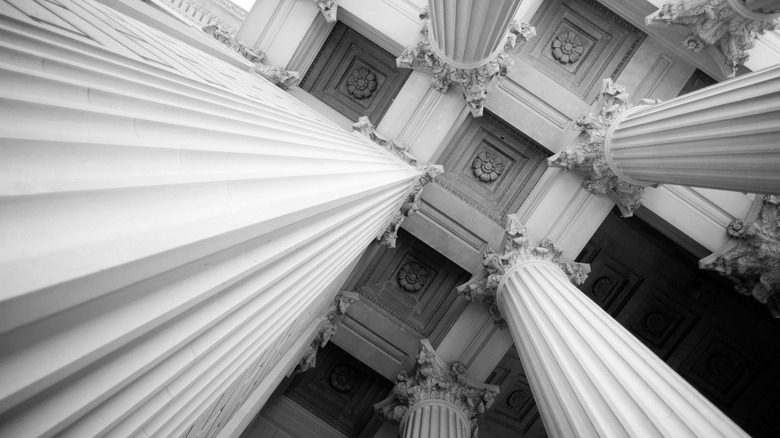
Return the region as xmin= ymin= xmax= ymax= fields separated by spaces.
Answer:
xmin=375 ymin=339 xmax=500 ymax=438
xmin=457 ymin=214 xmax=590 ymax=326
xmin=700 ymin=195 xmax=780 ymax=317
xmin=297 ymin=291 xmax=360 ymax=372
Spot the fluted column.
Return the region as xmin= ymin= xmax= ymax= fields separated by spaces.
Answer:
xmin=0 ymin=7 xmax=418 ymax=438
xmin=375 ymin=340 xmax=499 ymax=438
xmin=459 ymin=215 xmax=749 ymax=437
xmin=605 ymin=64 xmax=780 ymax=194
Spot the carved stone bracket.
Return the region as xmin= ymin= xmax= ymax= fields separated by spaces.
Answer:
xmin=202 ymin=24 xmax=300 ymax=89
xmin=396 ymin=8 xmax=535 ymax=117
xmin=647 ymin=0 xmax=780 ymax=76
xmin=352 ymin=117 xmax=444 ymax=248
xmin=375 ymin=339 xmax=499 ymax=438
xmin=313 ymin=0 xmax=337 ymax=23
xmin=457 ymin=214 xmax=590 ymax=326
xmin=297 ymin=291 xmax=360 ymax=372
xmin=548 ymin=79 xmax=660 ymax=217
xmin=700 ymin=195 xmax=780 ymax=317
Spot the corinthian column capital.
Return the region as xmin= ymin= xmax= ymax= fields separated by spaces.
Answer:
xmin=297 ymin=291 xmax=360 ymax=372
xmin=397 ymin=7 xmax=535 ymax=117
xmin=457 ymin=214 xmax=590 ymax=326
xmin=700 ymin=194 xmax=780 ymax=316
xmin=548 ymin=79 xmax=659 ymax=217
xmin=375 ymin=340 xmax=499 ymax=438
xmin=647 ymin=0 xmax=780 ymax=75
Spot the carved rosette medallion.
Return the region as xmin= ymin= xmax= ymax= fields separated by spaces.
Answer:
xmin=329 ymin=364 xmax=358 ymax=393
xmin=346 ymin=67 xmax=377 ymax=99
xmin=700 ymin=195 xmax=780 ymax=317
xmin=457 ymin=214 xmax=590 ymax=326
xmin=352 ymin=117 xmax=444 ymax=248
xmin=472 ymin=151 xmax=504 ymax=182
xmin=375 ymin=340 xmax=499 ymax=437
xmin=592 ymin=276 xmax=615 ymax=301
xmin=297 ymin=291 xmax=360 ymax=372
xmin=548 ymin=79 xmax=660 ymax=217
xmin=397 ymin=262 xmax=428 ymax=293
xmin=396 ymin=8 xmax=536 ymax=117
xmin=551 ymin=31 xmax=584 ymax=63
xmin=506 ymin=389 xmax=528 ymax=409
xmin=649 ymin=0 xmax=780 ymax=75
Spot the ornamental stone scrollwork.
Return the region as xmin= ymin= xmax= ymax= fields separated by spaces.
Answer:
xmin=647 ymin=0 xmax=780 ymax=75
xmin=201 ymin=25 xmax=300 ymax=89
xmin=346 ymin=67 xmax=378 ymax=99
xmin=397 ymin=262 xmax=428 ymax=293
xmin=457 ymin=214 xmax=590 ymax=326
xmin=313 ymin=0 xmax=337 ymax=23
xmin=374 ymin=339 xmax=499 ymax=438
xmin=700 ymin=195 xmax=780 ymax=317
xmin=396 ymin=8 xmax=535 ymax=117
xmin=352 ymin=117 xmax=444 ymax=248
xmin=472 ymin=151 xmax=504 ymax=182
xmin=548 ymin=78 xmax=660 ymax=217
xmin=552 ymin=31 xmax=584 ymax=64
xmin=297 ymin=291 xmax=360 ymax=372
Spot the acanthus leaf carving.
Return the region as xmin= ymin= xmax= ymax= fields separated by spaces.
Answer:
xmin=374 ymin=340 xmax=499 ymax=438
xmin=648 ymin=0 xmax=780 ymax=76
xmin=700 ymin=195 xmax=780 ymax=317
xmin=457 ymin=214 xmax=590 ymax=326
xmin=313 ymin=0 xmax=337 ymax=23
xmin=548 ymin=78 xmax=660 ymax=217
xmin=297 ymin=291 xmax=360 ymax=372
xmin=396 ymin=8 xmax=535 ymax=117
xmin=352 ymin=117 xmax=444 ymax=248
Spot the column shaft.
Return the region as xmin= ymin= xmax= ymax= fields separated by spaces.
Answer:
xmin=497 ymin=260 xmax=748 ymax=438
xmin=604 ymin=64 xmax=780 ymax=193
xmin=400 ymin=400 xmax=471 ymax=438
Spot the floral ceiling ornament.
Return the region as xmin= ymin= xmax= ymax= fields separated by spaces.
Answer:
xmin=457 ymin=214 xmax=590 ymax=326
xmin=396 ymin=8 xmax=536 ymax=117
xmin=201 ymin=24 xmax=300 ymax=89
xmin=700 ymin=195 xmax=780 ymax=317
xmin=297 ymin=291 xmax=360 ymax=372
xmin=552 ymin=31 xmax=584 ymax=63
xmin=329 ymin=364 xmax=358 ymax=393
xmin=547 ymin=78 xmax=661 ymax=217
xmin=346 ymin=67 xmax=378 ymax=99
xmin=352 ymin=117 xmax=444 ymax=248
xmin=397 ymin=262 xmax=428 ymax=292
xmin=313 ymin=0 xmax=337 ymax=23
xmin=472 ymin=151 xmax=505 ymax=182
xmin=647 ymin=0 xmax=780 ymax=76
xmin=374 ymin=340 xmax=499 ymax=438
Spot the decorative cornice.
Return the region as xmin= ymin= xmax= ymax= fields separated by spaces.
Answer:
xmin=375 ymin=339 xmax=499 ymax=438
xmin=457 ymin=214 xmax=590 ymax=326
xmin=313 ymin=0 xmax=337 ymax=23
xmin=700 ymin=195 xmax=780 ymax=317
xmin=297 ymin=291 xmax=359 ymax=372
xmin=647 ymin=0 xmax=780 ymax=76
xmin=396 ymin=8 xmax=535 ymax=117
xmin=547 ymin=79 xmax=660 ymax=217
xmin=352 ymin=117 xmax=444 ymax=248
xmin=202 ymin=24 xmax=300 ymax=89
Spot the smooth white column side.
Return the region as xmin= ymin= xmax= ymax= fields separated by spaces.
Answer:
xmin=604 ymin=64 xmax=780 ymax=194
xmin=400 ymin=400 xmax=471 ymax=438
xmin=496 ymin=260 xmax=749 ymax=438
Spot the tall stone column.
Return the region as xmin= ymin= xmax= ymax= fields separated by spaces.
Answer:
xmin=458 ymin=215 xmax=749 ymax=438
xmin=375 ymin=340 xmax=499 ymax=438
xmin=0 ymin=7 xmax=419 ymax=438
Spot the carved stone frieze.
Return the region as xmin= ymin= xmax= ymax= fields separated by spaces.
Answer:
xmin=375 ymin=339 xmax=499 ymax=438
xmin=313 ymin=0 xmax=337 ymax=23
xmin=648 ymin=0 xmax=780 ymax=75
xmin=353 ymin=117 xmax=444 ymax=248
xmin=457 ymin=214 xmax=590 ymax=326
xmin=548 ymin=78 xmax=660 ymax=217
xmin=552 ymin=31 xmax=584 ymax=64
xmin=297 ymin=291 xmax=360 ymax=372
xmin=396 ymin=8 xmax=535 ymax=117
xmin=700 ymin=195 xmax=780 ymax=317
